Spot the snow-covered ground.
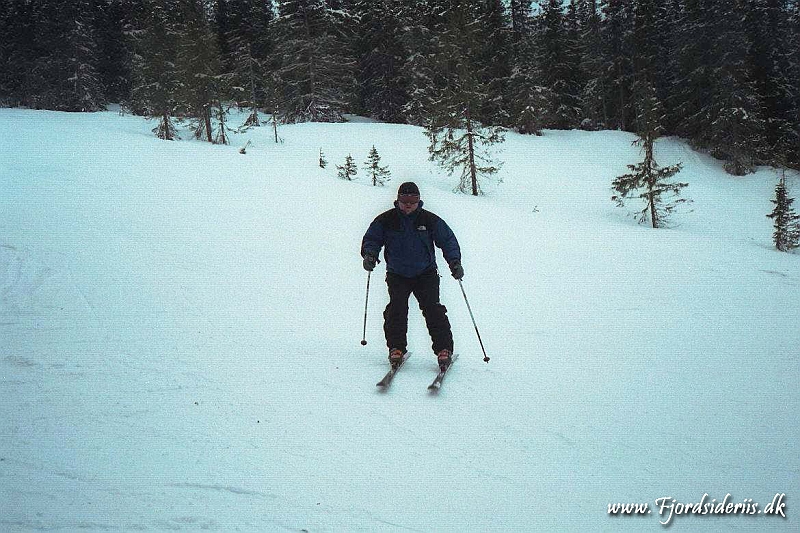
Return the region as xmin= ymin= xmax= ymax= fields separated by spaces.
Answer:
xmin=1 ymin=108 xmax=798 ymax=531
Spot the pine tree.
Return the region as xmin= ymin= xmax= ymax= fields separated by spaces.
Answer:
xmin=767 ymin=171 xmax=800 ymax=251
xmin=128 ymin=0 xmax=182 ymax=139
xmin=237 ymin=41 xmax=263 ymax=129
xmin=746 ymin=0 xmax=798 ymax=167
xmin=273 ymin=0 xmax=356 ymax=123
xmin=176 ymin=0 xmax=227 ymax=143
xmin=363 ymin=145 xmax=391 ymax=186
xmin=319 ymin=148 xmax=328 ymax=168
xmin=353 ymin=0 xmax=409 ymax=122
xmin=0 ymin=0 xmax=31 ymax=106
xmin=94 ymin=0 xmax=134 ymax=104
xmin=612 ymin=81 xmax=688 ymax=228
xmin=506 ymin=0 xmax=548 ymax=134
xmin=25 ymin=0 xmax=106 ymax=111
xmin=214 ymin=101 xmax=230 ymax=145
xmin=400 ymin=0 xmax=448 ymax=126
xmin=223 ymin=0 xmax=276 ymax=129
xmin=424 ymin=0 xmax=505 ymax=195
xmin=337 ymin=154 xmax=358 ymax=180
xmin=786 ymin=2 xmax=800 ymax=168
xmin=707 ymin=0 xmax=765 ymax=175
xmin=536 ymin=0 xmax=581 ymax=129
xmin=631 ymin=0 xmax=675 ymax=127
xmin=601 ymin=0 xmax=634 ymax=131
xmin=474 ymin=0 xmax=512 ymax=125
xmin=574 ymin=0 xmax=606 ymax=129
xmin=649 ymin=0 xmax=683 ymax=133
xmin=671 ymin=0 xmax=715 ymax=145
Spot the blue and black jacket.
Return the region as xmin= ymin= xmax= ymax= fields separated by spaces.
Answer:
xmin=361 ymin=200 xmax=461 ymax=278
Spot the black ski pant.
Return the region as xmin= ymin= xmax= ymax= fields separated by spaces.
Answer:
xmin=384 ymin=270 xmax=453 ymax=355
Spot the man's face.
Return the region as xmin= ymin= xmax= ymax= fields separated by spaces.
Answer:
xmin=398 ymin=197 xmax=420 ymax=215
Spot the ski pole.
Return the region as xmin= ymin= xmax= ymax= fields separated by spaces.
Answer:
xmin=458 ymin=279 xmax=489 ymax=363
xmin=361 ymin=271 xmax=371 ymax=346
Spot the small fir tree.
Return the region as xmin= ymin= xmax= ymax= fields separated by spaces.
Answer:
xmin=427 ymin=120 xmax=504 ymax=196
xmin=337 ymin=154 xmax=357 ymax=180
xmin=319 ymin=148 xmax=328 ymax=168
xmin=612 ymin=80 xmax=689 ymax=228
xmin=612 ymin=137 xmax=687 ymax=228
xmin=363 ymin=146 xmax=391 ymax=186
xmin=767 ymin=171 xmax=800 ymax=251
xmin=149 ymin=112 xmax=178 ymax=140
xmin=214 ymin=100 xmax=230 ymax=145
xmin=271 ymin=108 xmax=282 ymax=143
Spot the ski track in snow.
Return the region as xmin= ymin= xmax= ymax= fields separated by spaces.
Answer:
xmin=0 ymin=108 xmax=798 ymax=531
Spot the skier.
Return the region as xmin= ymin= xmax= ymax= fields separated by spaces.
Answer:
xmin=361 ymin=182 xmax=464 ymax=372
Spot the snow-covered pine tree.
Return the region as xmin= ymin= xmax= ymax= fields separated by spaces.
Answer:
xmin=631 ymin=0 xmax=677 ymax=130
xmin=237 ymin=42 xmax=263 ymax=129
xmin=337 ymin=154 xmax=357 ymax=180
xmin=535 ymin=0 xmax=582 ymax=129
xmin=506 ymin=0 xmax=549 ymax=134
xmin=353 ymin=0 xmax=409 ymax=123
xmin=786 ymin=2 xmax=800 ymax=168
xmin=767 ymin=171 xmax=800 ymax=251
xmin=26 ymin=0 xmax=106 ymax=111
xmin=707 ymin=0 xmax=765 ymax=176
xmin=746 ymin=0 xmax=798 ymax=168
xmin=363 ymin=146 xmax=391 ymax=186
xmin=612 ymin=80 xmax=688 ymax=228
xmin=94 ymin=0 xmax=134 ymax=105
xmin=222 ymin=0 xmax=276 ymax=130
xmin=273 ymin=0 xmax=356 ymax=123
xmin=176 ymin=0 xmax=227 ymax=143
xmin=574 ymin=0 xmax=607 ymax=130
xmin=319 ymin=148 xmax=327 ymax=168
xmin=0 ymin=0 xmax=24 ymax=106
xmin=400 ymin=0 xmax=448 ymax=126
xmin=424 ymin=0 xmax=505 ymax=196
xmin=671 ymin=0 xmax=715 ymax=146
xmin=600 ymin=0 xmax=634 ymax=131
xmin=215 ymin=0 xmax=233 ymax=73
xmin=263 ymin=107 xmax=280 ymax=143
xmin=474 ymin=0 xmax=512 ymax=126
xmin=214 ymin=100 xmax=230 ymax=145
xmin=128 ymin=0 xmax=182 ymax=139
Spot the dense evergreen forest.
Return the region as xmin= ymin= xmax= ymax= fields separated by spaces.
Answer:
xmin=1 ymin=0 xmax=799 ymax=173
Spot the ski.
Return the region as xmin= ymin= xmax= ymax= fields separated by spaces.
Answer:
xmin=376 ymin=352 xmax=410 ymax=388
xmin=428 ymin=353 xmax=458 ymax=392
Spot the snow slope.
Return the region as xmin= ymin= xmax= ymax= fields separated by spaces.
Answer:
xmin=1 ymin=108 xmax=798 ymax=532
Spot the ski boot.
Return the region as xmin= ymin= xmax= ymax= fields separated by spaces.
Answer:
xmin=437 ymin=349 xmax=453 ymax=372
xmin=389 ymin=348 xmax=406 ymax=369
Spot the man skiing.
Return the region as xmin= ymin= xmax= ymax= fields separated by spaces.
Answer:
xmin=361 ymin=182 xmax=464 ymax=372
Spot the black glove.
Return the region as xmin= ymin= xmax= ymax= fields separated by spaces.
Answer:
xmin=363 ymin=254 xmax=378 ymax=272
xmin=449 ymin=260 xmax=464 ymax=280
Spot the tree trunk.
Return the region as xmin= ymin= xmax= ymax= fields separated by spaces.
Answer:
xmin=648 ymin=186 xmax=658 ymax=228
xmin=217 ymin=102 xmax=227 ymax=145
xmin=645 ymin=137 xmax=657 ymax=228
xmin=161 ymin=112 xmax=173 ymax=141
xmin=204 ymin=105 xmax=213 ymax=143
xmin=466 ymin=106 xmax=479 ymax=196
